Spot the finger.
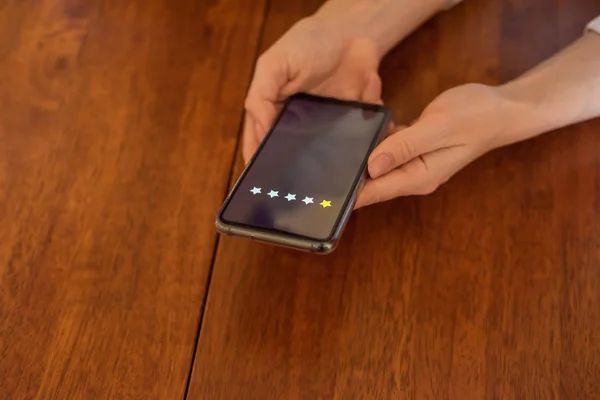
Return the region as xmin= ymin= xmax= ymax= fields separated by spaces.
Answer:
xmin=244 ymin=53 xmax=289 ymax=148
xmin=361 ymin=72 xmax=397 ymax=145
xmin=356 ymin=146 xmax=472 ymax=208
xmin=312 ymin=38 xmax=380 ymax=101
xmin=356 ymin=158 xmax=429 ymax=209
xmin=381 ymin=123 xmax=404 ymax=141
xmin=312 ymin=79 xmax=363 ymax=101
xmin=243 ymin=101 xmax=287 ymax=163
xmin=367 ymin=119 xmax=443 ymax=179
xmin=242 ymin=112 xmax=260 ymax=164
xmin=361 ymin=72 xmax=382 ymax=104
xmin=313 ymin=71 xmax=380 ymax=102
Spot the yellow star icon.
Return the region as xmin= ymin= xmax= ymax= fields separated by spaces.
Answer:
xmin=319 ymin=200 xmax=332 ymax=208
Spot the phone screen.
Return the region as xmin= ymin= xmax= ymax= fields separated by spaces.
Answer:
xmin=220 ymin=94 xmax=388 ymax=241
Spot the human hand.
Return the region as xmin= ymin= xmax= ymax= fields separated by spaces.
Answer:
xmin=242 ymin=16 xmax=382 ymax=162
xmin=356 ymin=83 xmax=527 ymax=208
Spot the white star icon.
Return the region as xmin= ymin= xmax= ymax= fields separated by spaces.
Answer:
xmin=250 ymin=187 xmax=261 ymax=195
xmin=267 ymin=190 xmax=279 ymax=198
xmin=302 ymin=197 xmax=314 ymax=205
xmin=285 ymin=193 xmax=296 ymax=201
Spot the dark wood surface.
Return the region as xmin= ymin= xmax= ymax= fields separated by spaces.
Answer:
xmin=189 ymin=0 xmax=600 ymax=399
xmin=2 ymin=0 xmax=600 ymax=399
xmin=0 ymin=0 xmax=265 ymax=398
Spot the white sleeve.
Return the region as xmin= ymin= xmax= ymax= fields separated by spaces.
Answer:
xmin=587 ymin=15 xmax=600 ymax=35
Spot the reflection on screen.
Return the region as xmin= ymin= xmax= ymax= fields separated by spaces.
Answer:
xmin=221 ymin=96 xmax=386 ymax=240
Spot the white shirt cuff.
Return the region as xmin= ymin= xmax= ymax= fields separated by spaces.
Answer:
xmin=587 ymin=15 xmax=600 ymax=35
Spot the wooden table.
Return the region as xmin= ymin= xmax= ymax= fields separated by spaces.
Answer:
xmin=1 ymin=0 xmax=599 ymax=398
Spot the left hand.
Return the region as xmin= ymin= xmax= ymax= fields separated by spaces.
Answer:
xmin=242 ymin=17 xmax=382 ymax=163
xmin=356 ymin=83 xmax=528 ymax=208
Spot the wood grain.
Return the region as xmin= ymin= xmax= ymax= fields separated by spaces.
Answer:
xmin=188 ymin=0 xmax=600 ymax=398
xmin=0 ymin=0 xmax=265 ymax=398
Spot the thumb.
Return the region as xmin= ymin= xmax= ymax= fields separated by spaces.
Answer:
xmin=367 ymin=120 xmax=439 ymax=179
xmin=244 ymin=53 xmax=290 ymax=144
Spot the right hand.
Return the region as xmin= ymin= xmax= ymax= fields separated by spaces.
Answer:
xmin=242 ymin=16 xmax=383 ymax=162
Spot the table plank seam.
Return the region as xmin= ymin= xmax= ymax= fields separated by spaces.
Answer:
xmin=181 ymin=1 xmax=272 ymax=398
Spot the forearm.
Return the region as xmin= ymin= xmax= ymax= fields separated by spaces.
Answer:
xmin=499 ymin=32 xmax=600 ymax=145
xmin=314 ymin=0 xmax=454 ymax=58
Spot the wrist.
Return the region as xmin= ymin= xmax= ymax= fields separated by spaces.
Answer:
xmin=314 ymin=0 xmax=449 ymax=59
xmin=496 ymin=32 xmax=600 ymax=146
xmin=493 ymin=81 xmax=556 ymax=147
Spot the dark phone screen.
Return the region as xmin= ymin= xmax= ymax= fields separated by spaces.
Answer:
xmin=220 ymin=95 xmax=387 ymax=241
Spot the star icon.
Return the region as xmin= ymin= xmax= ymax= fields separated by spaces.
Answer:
xmin=302 ymin=197 xmax=314 ymax=205
xmin=319 ymin=200 xmax=332 ymax=208
xmin=267 ymin=190 xmax=279 ymax=198
xmin=285 ymin=193 xmax=296 ymax=201
xmin=250 ymin=187 xmax=261 ymax=195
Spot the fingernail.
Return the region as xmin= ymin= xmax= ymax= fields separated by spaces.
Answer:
xmin=369 ymin=153 xmax=393 ymax=178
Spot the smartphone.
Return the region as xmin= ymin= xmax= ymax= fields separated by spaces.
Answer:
xmin=216 ymin=93 xmax=391 ymax=254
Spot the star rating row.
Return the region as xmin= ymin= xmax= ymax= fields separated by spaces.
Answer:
xmin=249 ymin=187 xmax=331 ymax=208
